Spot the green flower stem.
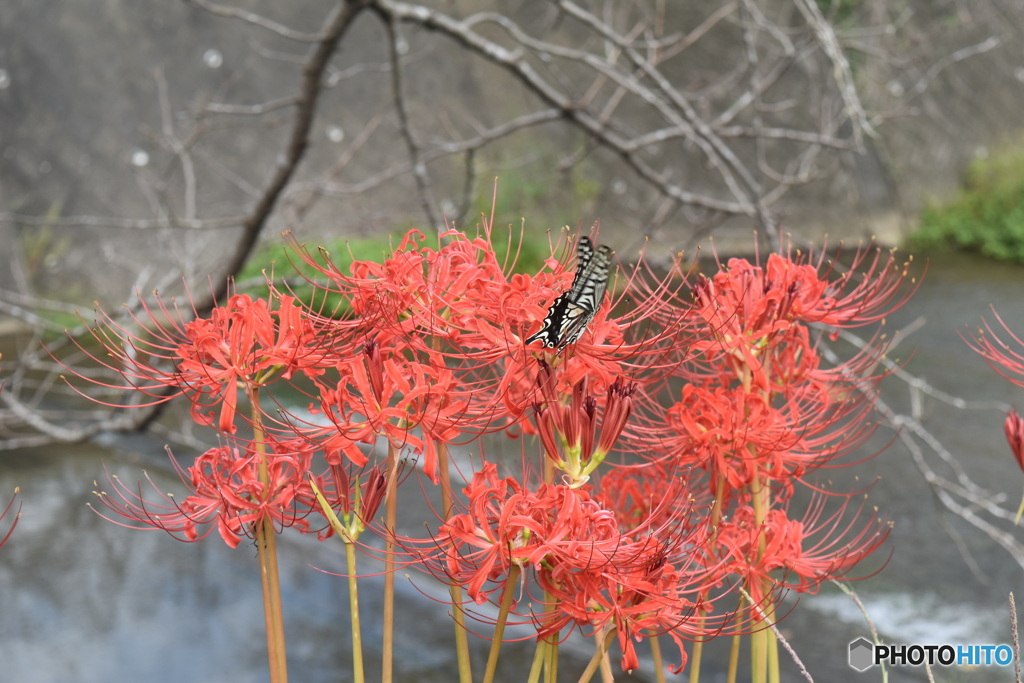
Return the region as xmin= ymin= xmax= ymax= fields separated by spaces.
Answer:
xmin=598 ymin=634 xmax=614 ymax=681
xmin=309 ymin=477 xmax=365 ymax=683
xmin=546 ymin=634 xmax=559 ymax=683
xmin=344 ymin=539 xmax=365 ymax=683
xmin=768 ymin=628 xmax=780 ymax=683
xmin=526 ymin=638 xmax=548 ymax=683
xmin=249 ymin=386 xmax=288 ymax=683
xmin=382 ymin=439 xmax=399 ymax=683
xmin=692 ymin=470 xmax=730 ymax=683
xmin=481 ymin=564 xmax=521 ymax=683
xmin=437 ymin=442 xmax=473 ymax=683
xmin=727 ymin=630 xmax=741 ymax=683
xmin=258 ymin=516 xmax=288 ymax=683
xmin=650 ymin=633 xmax=665 ymax=683
xmin=575 ymin=627 xmax=615 ymax=683
xmin=750 ymin=476 xmax=770 ymax=683
xmin=688 ymin=640 xmax=703 ymax=683
xmin=751 ymin=615 xmax=768 ymax=683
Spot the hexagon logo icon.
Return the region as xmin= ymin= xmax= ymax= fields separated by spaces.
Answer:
xmin=849 ymin=637 xmax=875 ymax=672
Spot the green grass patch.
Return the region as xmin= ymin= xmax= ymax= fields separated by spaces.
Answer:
xmin=237 ymin=230 xmax=553 ymax=318
xmin=907 ymin=139 xmax=1024 ymax=263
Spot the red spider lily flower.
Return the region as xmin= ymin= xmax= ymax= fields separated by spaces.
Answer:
xmin=558 ymin=466 xmax=733 ymax=673
xmin=528 ymin=493 xmax=724 ymax=674
xmin=313 ymin=462 xmax=389 ymax=542
xmin=531 ymin=364 xmax=639 ymax=486
xmin=284 ymin=227 xmax=655 ymax=480
xmin=596 ymin=378 xmax=637 ymax=457
xmin=66 ymin=290 xmax=347 ymax=434
xmin=286 ymin=229 xmax=530 ymax=433
xmin=760 ymin=249 xmax=917 ymax=328
xmin=779 ymin=494 xmax=891 ymax=592
xmin=286 ymin=226 xmax=696 ymax=434
xmin=704 ymin=507 xmax=791 ymax=610
xmin=965 ymin=309 xmax=1024 ymax=389
xmin=302 ymin=341 xmax=468 ymax=482
xmin=172 ymin=294 xmax=337 ymax=432
xmin=0 ymin=488 xmax=20 ymax=549
xmin=92 ymin=436 xmax=319 ymax=548
xmin=429 ymin=462 xmax=526 ymax=604
xmin=285 ymin=228 xmax=520 ymax=355
xmin=537 ymin=545 xmax=706 ymax=673
xmin=594 ymin=462 xmax=713 ymax=538
xmin=1002 ymin=408 xmax=1024 ymax=524
xmin=676 ymin=252 xmax=905 ymax=402
xmin=1006 ymin=408 xmax=1024 ymax=471
xmin=429 ymin=462 xmax=724 ymax=673
xmin=432 ymin=463 xmax=634 ymax=607
xmin=635 ymin=253 xmax=890 ymax=498
xmin=964 ymin=312 xmax=1024 ymax=523
xmin=657 ymin=384 xmax=807 ymax=491
xmin=686 ymin=250 xmax=914 ymax=382
xmin=709 ymin=499 xmax=889 ymax=608
xmin=651 ymin=379 xmax=878 ymax=500
xmin=532 ymin=365 xmax=597 ymax=484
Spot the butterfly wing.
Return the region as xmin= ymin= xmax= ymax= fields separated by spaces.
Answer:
xmin=567 ymin=243 xmax=612 ymax=310
xmin=571 ymin=236 xmax=595 ymax=290
xmin=554 ymin=244 xmax=612 ymax=350
xmin=524 ymin=290 xmax=574 ymax=348
xmin=525 ymin=238 xmax=613 ymax=352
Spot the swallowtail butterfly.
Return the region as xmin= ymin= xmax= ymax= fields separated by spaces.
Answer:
xmin=525 ymin=236 xmax=613 ymax=353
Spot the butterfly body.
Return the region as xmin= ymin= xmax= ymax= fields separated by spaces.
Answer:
xmin=526 ymin=236 xmax=613 ymax=353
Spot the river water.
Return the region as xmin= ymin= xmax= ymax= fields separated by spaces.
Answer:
xmin=2 ymin=252 xmax=1024 ymax=682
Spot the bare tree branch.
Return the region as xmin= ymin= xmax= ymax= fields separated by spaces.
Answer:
xmin=182 ymin=0 xmax=327 ymax=42
xmin=0 ymin=212 xmax=243 ymax=230
xmin=194 ymin=0 xmax=371 ymax=314
xmin=821 ymin=328 xmax=1024 ymax=575
xmin=155 ymin=68 xmax=198 ymax=223
xmin=285 ymin=109 xmax=562 ymax=200
xmin=904 ymin=35 xmax=1001 ymax=102
xmin=202 ymin=95 xmax=299 ymax=116
xmin=379 ymin=0 xmax=754 ymax=216
xmin=379 ymin=10 xmax=442 ymax=230
xmin=792 ymin=0 xmax=876 ymax=146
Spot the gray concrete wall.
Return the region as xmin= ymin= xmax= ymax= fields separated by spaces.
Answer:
xmin=1 ymin=1 xmax=1021 ymax=301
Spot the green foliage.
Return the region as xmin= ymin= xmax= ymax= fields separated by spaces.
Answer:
xmin=238 ymin=230 xmax=551 ymax=318
xmin=20 ymin=202 xmax=73 ymax=284
xmin=487 ymin=231 xmax=550 ymax=276
xmin=473 ymin=155 xmax=602 ymax=229
xmin=237 ymin=236 xmax=393 ymax=318
xmin=907 ymin=141 xmax=1024 ymax=263
xmin=814 ymin=0 xmax=858 ymax=25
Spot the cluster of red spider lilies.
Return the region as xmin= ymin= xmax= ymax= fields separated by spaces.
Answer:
xmin=16 ymin=225 xmax=1015 ymax=683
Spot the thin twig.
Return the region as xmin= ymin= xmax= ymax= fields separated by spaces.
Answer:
xmin=379 ymin=0 xmax=753 ymax=216
xmin=154 ymin=69 xmax=197 ymax=222
xmin=737 ymin=586 xmax=814 ymax=682
xmin=832 ymin=581 xmax=887 ymax=683
xmin=183 ymin=0 xmax=326 ymax=42
xmin=0 ymin=212 xmax=241 ymax=230
xmin=904 ymin=36 xmax=1001 ymax=101
xmin=378 ymin=10 xmax=441 ymax=230
xmin=791 ymin=0 xmax=875 ymax=145
xmin=193 ymin=0 xmax=371 ymax=315
xmin=202 ymin=95 xmax=299 ymax=116
xmin=1012 ymin=593 xmax=1022 ymax=683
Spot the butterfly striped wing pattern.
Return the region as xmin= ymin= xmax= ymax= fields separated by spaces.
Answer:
xmin=525 ymin=236 xmax=613 ymax=353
